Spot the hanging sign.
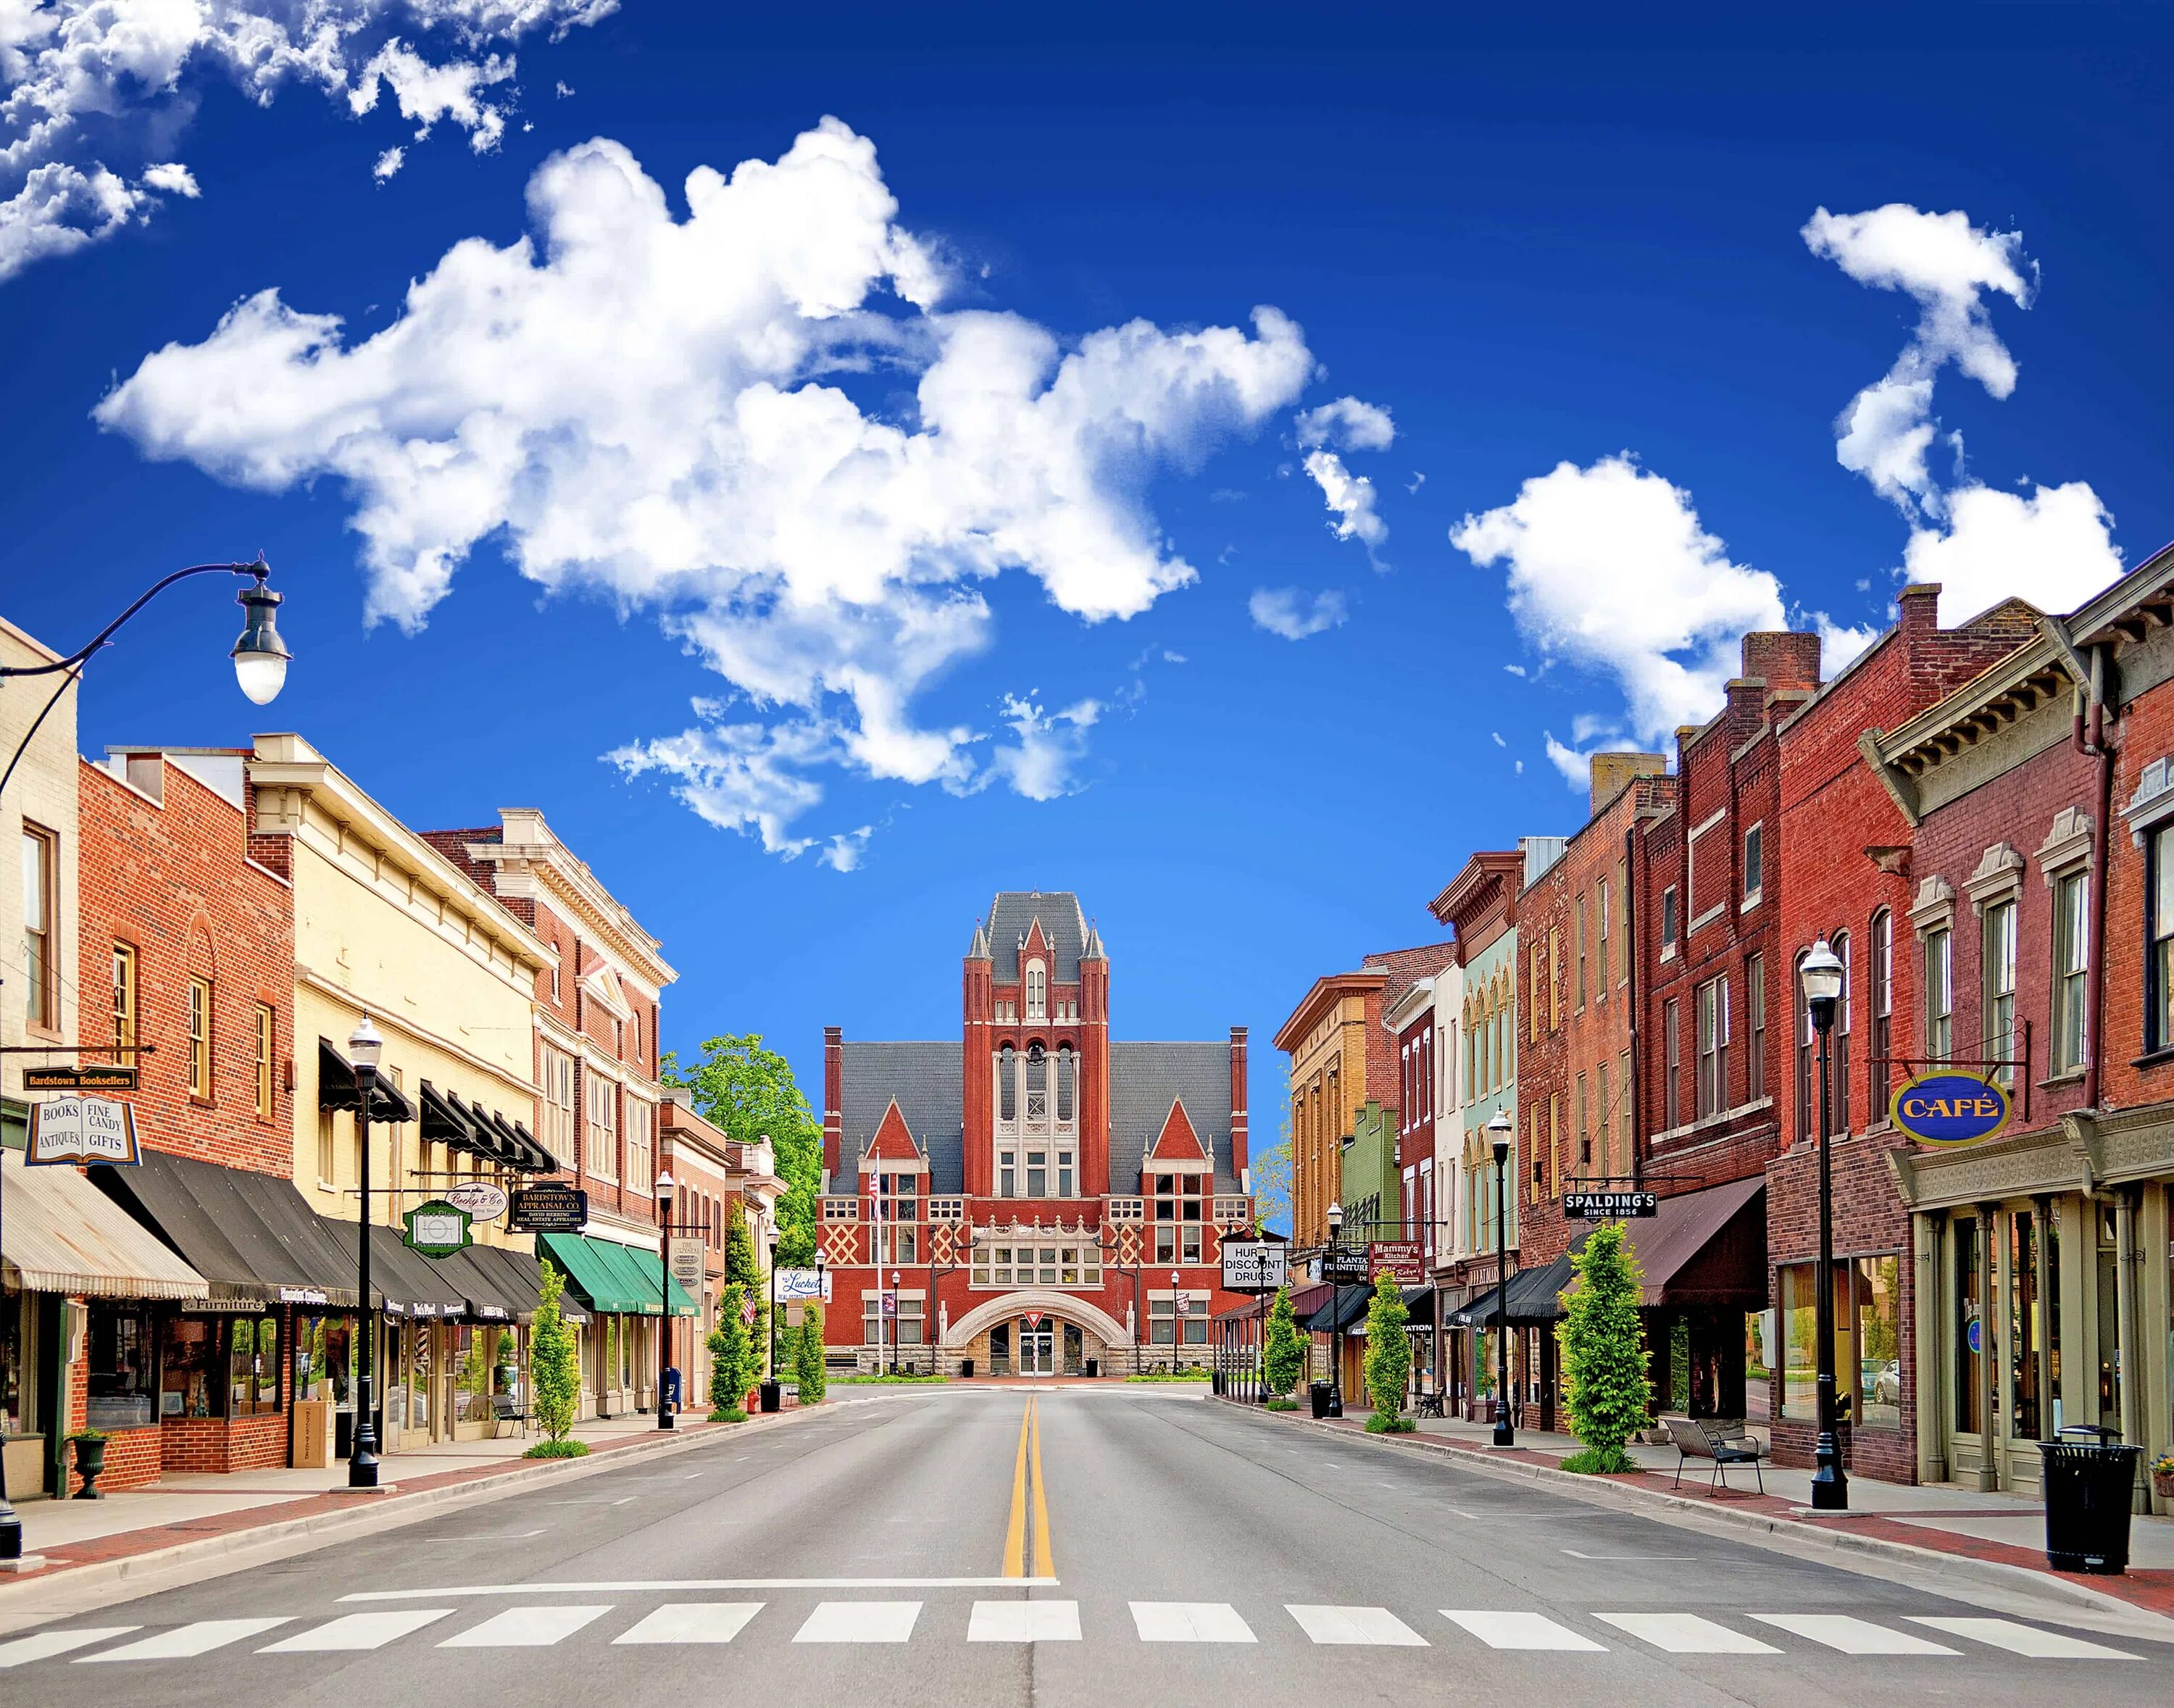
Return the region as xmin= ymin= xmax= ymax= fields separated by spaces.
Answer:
xmin=777 ymin=1267 xmax=833 ymax=1302
xmin=1320 ymin=1246 xmax=1371 ymax=1285
xmin=22 ymin=1065 xmax=137 ymax=1092
xmin=1220 ymin=1241 xmax=1288 ymax=1293
xmin=1563 ymin=1190 xmax=1659 ymax=1220
xmin=508 ymin=1183 xmax=588 ymax=1233
xmin=403 ymin=1199 xmax=472 ymax=1259
xmin=1368 ymin=1240 xmax=1425 ymax=1283
xmin=1891 ymin=1073 xmax=2012 ymax=1149
xmin=444 ymin=1180 xmax=509 ymax=1222
xmin=26 ymin=1094 xmax=140 ymax=1166
xmin=669 ymin=1237 xmax=707 ymax=1293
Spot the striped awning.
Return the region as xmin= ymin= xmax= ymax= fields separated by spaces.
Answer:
xmin=1 ymin=1149 xmax=209 ymax=1301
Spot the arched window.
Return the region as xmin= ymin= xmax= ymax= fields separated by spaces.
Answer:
xmin=1026 ymin=1043 xmax=1048 ymax=1122
xmin=1057 ymin=1044 xmax=1075 ymax=1122
xmin=1832 ymin=930 xmax=1852 ymax=1136
xmin=999 ymin=1044 xmax=1017 ymax=1122
xmin=1794 ymin=949 xmax=1813 ymax=1146
xmin=1868 ymin=909 xmax=1893 ymax=1104
xmin=1025 ymin=960 xmax=1047 ymax=1020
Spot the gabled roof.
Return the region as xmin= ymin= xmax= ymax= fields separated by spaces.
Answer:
xmin=988 ymin=891 xmax=1088 ymax=983
xmin=1146 ymin=1098 xmax=1209 ymax=1163
xmin=865 ymin=1099 xmax=922 ymax=1163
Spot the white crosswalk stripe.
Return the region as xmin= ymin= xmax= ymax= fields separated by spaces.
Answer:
xmin=1130 ymin=1601 xmax=1257 ymax=1642
xmin=1752 ymin=1615 xmax=1958 ymax=1655
xmin=613 ymin=1604 xmax=764 ymax=1645
xmin=1286 ymin=1605 xmax=1428 ymax=1646
xmin=77 ymin=1620 xmax=291 ymax=1662
xmin=794 ymin=1601 xmax=921 ymax=1643
xmin=1441 ymin=1610 xmax=1606 ymax=1651
xmin=969 ymin=1600 xmax=1081 ymax=1641
xmin=438 ymin=1606 xmax=611 ymax=1648
xmin=1594 ymin=1613 xmax=1780 ymax=1654
xmin=1907 ymin=1617 xmax=2138 ymax=1659
xmin=0 ymin=1628 xmax=139 ymax=1669
xmin=262 ymin=1611 xmax=456 ymax=1652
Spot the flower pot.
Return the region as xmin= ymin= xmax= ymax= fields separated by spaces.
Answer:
xmin=2152 ymin=1467 xmax=2174 ymax=1501
xmin=71 ymin=1436 xmax=107 ymax=1500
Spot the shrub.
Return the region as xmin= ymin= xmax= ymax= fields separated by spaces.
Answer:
xmin=1559 ymin=1445 xmax=1636 ymax=1475
xmin=1265 ymin=1396 xmax=1300 ymax=1412
xmin=708 ymin=1406 xmax=749 ymax=1423
xmin=522 ymin=1437 xmax=590 ymax=1459
xmin=1365 ymin=1412 xmax=1417 ymax=1433
xmin=1261 ymin=1284 xmax=1306 ymax=1399
xmin=1557 ymin=1221 xmax=1652 ymax=1465
xmin=530 ymin=1260 xmax=580 ymax=1444
xmin=1361 ymin=1273 xmax=1410 ymax=1427
xmin=794 ymin=1304 xmax=827 ymax=1404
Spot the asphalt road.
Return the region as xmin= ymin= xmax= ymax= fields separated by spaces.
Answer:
xmin=4 ymin=1388 xmax=2168 ymax=1706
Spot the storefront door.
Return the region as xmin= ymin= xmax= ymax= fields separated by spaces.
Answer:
xmin=1020 ymin=1322 xmax=1054 ymax=1376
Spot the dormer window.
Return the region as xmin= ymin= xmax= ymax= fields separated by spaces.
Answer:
xmin=1025 ymin=960 xmax=1047 ymax=1020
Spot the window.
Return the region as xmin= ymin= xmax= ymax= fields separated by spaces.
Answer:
xmin=1660 ymin=886 xmax=1679 ymax=952
xmin=1662 ymin=998 xmax=1681 ymax=1128
xmin=1596 ymin=877 xmax=1611 ymax=993
xmin=588 ymin=1078 xmax=618 ymax=1179
xmin=1596 ymin=1062 xmax=1612 ymax=1177
xmin=1743 ymin=822 xmax=1765 ymax=904
xmin=1057 ymin=1044 xmax=1075 ymax=1122
xmin=625 ymin=1098 xmax=654 ymax=1196
xmin=317 ymin=1109 xmax=336 ymax=1183
xmin=863 ymin=1294 xmax=924 ymax=1348
xmin=254 ymin=1003 xmax=275 ymax=1118
xmin=164 ymin=1315 xmax=227 ymax=1417
xmin=1576 ymin=1072 xmax=1590 ymax=1165
xmin=875 ymin=1172 xmax=917 ymax=1264
xmin=1775 ymin=1256 xmax=1902 ymax=1431
xmin=1832 ymin=930 xmax=1852 ymax=1135
xmin=1696 ymin=975 xmax=1729 ymax=1118
xmin=83 ymin=1302 xmax=154 ymax=1430
xmin=1025 ymin=1043 xmax=1048 ymax=1122
xmin=230 ymin=1315 xmax=281 ymax=1417
xmin=1794 ymin=951 xmax=1814 ymax=1143
xmin=1688 ymin=810 xmax=1724 ymax=927
xmin=541 ymin=1046 xmax=576 ymax=1165
xmin=2152 ymin=825 xmax=2174 ymax=1051
xmin=998 ymin=1045 xmax=1017 ymax=1122
xmin=1868 ymin=912 xmax=1892 ymax=1102
xmin=20 ymin=825 xmax=57 ymax=1032
xmin=1746 ymin=952 xmax=1766 ymax=1101
xmin=1983 ymin=899 xmax=2016 ymax=1086
xmin=1925 ymin=927 xmax=1953 ymax=1062
xmin=1529 ymin=947 xmax=1543 ymax=1043
xmin=1549 ymin=928 xmax=1562 ymax=1030
xmin=2052 ymin=872 xmax=2088 ymax=1074
xmin=1149 ymin=1296 xmax=1208 ymax=1349
xmin=1952 ymin=1216 xmax=1982 ymax=1433
xmin=1152 ymin=1171 xmax=1204 ymax=1265
xmin=188 ymin=975 xmax=213 ymax=1099
xmin=1025 ymin=960 xmax=1046 ymax=1020
xmin=1575 ymin=896 xmax=1588 ymax=1008
xmin=973 ymin=1242 xmax=1101 ymax=1286
xmin=96 ymin=945 xmax=136 ymax=1077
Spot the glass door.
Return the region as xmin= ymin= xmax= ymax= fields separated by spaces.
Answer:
xmin=1020 ymin=1322 xmax=1054 ymax=1376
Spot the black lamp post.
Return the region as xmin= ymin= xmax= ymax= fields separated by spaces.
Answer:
xmin=1488 ymin=1108 xmax=1514 ymax=1447
xmin=349 ymin=1016 xmax=383 ymax=1488
xmin=767 ymin=1234 xmax=781 ymax=1378
xmin=890 ymin=1270 xmax=902 ymax=1376
xmin=1325 ymin=1199 xmax=1345 ymax=1415
xmin=0 ymin=559 xmax=290 ymax=1557
xmin=654 ymin=1168 xmax=677 ymax=1430
xmin=1801 ymin=938 xmax=1849 ymax=1511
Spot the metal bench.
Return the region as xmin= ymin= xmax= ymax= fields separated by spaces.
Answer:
xmin=1416 ymin=1388 xmax=1446 ymax=1419
xmin=488 ymin=1394 xmax=529 ymax=1438
xmin=1663 ymin=1415 xmax=1766 ymax=1494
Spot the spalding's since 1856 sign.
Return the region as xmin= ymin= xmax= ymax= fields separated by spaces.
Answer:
xmin=1890 ymin=1072 xmax=2013 ymax=1148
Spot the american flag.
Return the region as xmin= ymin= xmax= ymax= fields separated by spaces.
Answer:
xmin=740 ymin=1296 xmax=758 ymax=1325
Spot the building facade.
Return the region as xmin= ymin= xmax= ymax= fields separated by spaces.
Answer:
xmin=819 ymin=892 xmax=1254 ymax=1375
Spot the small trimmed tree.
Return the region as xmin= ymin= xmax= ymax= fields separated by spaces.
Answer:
xmin=721 ymin=1199 xmax=771 ymax=1378
xmin=794 ymin=1303 xmax=827 ymax=1404
xmin=709 ymin=1283 xmax=759 ymax=1418
xmin=1261 ymin=1284 xmax=1305 ymax=1402
xmin=530 ymin=1260 xmax=582 ymax=1448
xmin=1557 ymin=1221 xmax=1652 ymax=1473
xmin=1362 ymin=1272 xmax=1412 ymax=1433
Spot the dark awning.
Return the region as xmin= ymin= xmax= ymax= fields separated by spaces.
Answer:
xmin=318 ymin=1038 xmax=417 ymax=1123
xmin=1617 ymin=1177 xmax=1767 ymax=1307
xmin=364 ymin=1225 xmax=470 ymax=1317
xmin=486 ymin=1107 xmax=555 ymax=1175
xmin=1301 ymin=1283 xmax=1375 ymax=1334
xmin=430 ymin=1245 xmax=527 ymax=1324
xmin=95 ymin=1148 xmax=359 ymax=1309
xmin=419 ymin=1079 xmax=485 ymax=1156
xmin=1446 ymin=1255 xmax=1575 ymax=1327
xmin=507 ymin=1120 xmax=555 ymax=1174
xmin=1401 ymin=1284 xmax=1435 ymax=1317
xmin=465 ymin=1242 xmax=588 ymax=1325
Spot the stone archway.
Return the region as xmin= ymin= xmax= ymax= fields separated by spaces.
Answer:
xmin=944 ymin=1290 xmax=1130 ymax=1351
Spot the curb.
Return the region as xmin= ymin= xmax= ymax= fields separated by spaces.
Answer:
xmin=1220 ymin=1397 xmax=2153 ymax=1622
xmin=0 ymin=1406 xmax=817 ymax=1618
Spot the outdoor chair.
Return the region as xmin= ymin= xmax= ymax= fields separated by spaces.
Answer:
xmin=488 ymin=1394 xmax=530 ymax=1438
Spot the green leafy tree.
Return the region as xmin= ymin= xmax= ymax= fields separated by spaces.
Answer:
xmin=720 ymin=1199 xmax=771 ymax=1378
xmin=794 ymin=1303 xmax=827 ymax=1404
xmin=530 ymin=1261 xmax=580 ymax=1444
xmin=1251 ymin=1109 xmax=1294 ymax=1235
xmin=662 ymin=1033 xmax=822 ymax=1265
xmin=708 ymin=1283 xmax=759 ymax=1417
xmin=1261 ymin=1285 xmax=1306 ymax=1399
xmin=1362 ymin=1272 xmax=1413 ymax=1433
xmin=1557 ymin=1222 xmax=1652 ymax=1472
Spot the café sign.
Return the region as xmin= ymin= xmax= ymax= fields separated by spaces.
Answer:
xmin=26 ymin=1094 xmax=140 ymax=1167
xmin=1891 ymin=1073 xmax=2012 ymax=1149
xmin=1367 ymin=1240 xmax=1425 ymax=1283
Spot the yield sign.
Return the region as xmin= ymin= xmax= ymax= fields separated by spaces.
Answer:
xmin=1023 ymin=1310 xmax=1044 ymax=1328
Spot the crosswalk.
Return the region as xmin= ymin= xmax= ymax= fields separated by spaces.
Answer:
xmin=0 ymin=1603 xmax=2145 ymax=1666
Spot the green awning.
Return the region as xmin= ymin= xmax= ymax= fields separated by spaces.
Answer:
xmin=538 ymin=1230 xmax=695 ymax=1316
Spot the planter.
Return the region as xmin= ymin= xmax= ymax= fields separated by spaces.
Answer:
xmin=2152 ymin=1467 xmax=2174 ymax=1501
xmin=70 ymin=1436 xmax=107 ymax=1500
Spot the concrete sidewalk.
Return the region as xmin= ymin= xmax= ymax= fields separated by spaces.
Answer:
xmin=1239 ymin=1397 xmax=2174 ymax=1618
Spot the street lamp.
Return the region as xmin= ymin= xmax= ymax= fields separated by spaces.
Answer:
xmin=762 ymin=1231 xmax=781 ymax=1412
xmin=349 ymin=1016 xmax=383 ymax=1488
xmin=0 ymin=559 xmax=294 ymax=1560
xmin=1325 ymin=1199 xmax=1345 ymax=1416
xmin=1488 ymin=1108 xmax=1514 ymax=1448
xmin=891 ymin=1270 xmax=903 ymax=1376
xmin=654 ymin=1169 xmax=676 ymax=1430
xmin=1800 ymin=938 xmax=1849 ymax=1512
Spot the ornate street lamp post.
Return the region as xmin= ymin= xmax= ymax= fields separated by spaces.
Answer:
xmin=1488 ymin=1108 xmax=1515 ymax=1448
xmin=1800 ymin=939 xmax=1849 ymax=1511
xmin=654 ymin=1169 xmax=677 ymax=1430
xmin=349 ymin=1017 xmax=383 ymax=1488
xmin=1325 ymin=1199 xmax=1344 ymax=1416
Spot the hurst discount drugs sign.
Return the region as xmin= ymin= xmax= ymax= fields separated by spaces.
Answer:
xmin=1890 ymin=1072 xmax=2013 ymax=1149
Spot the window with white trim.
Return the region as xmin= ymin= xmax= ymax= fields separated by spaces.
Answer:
xmin=541 ymin=1046 xmax=576 ymax=1165
xmin=587 ymin=1075 xmax=618 ymax=1180
xmin=1025 ymin=960 xmax=1046 ymax=1020
xmin=972 ymin=1242 xmax=1101 ymax=1286
xmin=1151 ymin=1171 xmax=1204 ymax=1264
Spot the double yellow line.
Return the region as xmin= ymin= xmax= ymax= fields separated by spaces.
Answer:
xmin=1001 ymin=1395 xmax=1055 ymax=1578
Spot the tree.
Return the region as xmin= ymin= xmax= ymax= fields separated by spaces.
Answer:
xmin=662 ymin=1033 xmax=822 ymax=1265
xmin=530 ymin=1261 xmax=581 ymax=1446
xmin=1362 ymin=1272 xmax=1413 ymax=1433
xmin=1557 ymin=1221 xmax=1652 ymax=1473
xmin=721 ymin=1199 xmax=770 ymax=1378
xmin=794 ymin=1303 xmax=827 ymax=1404
xmin=1261 ymin=1284 xmax=1306 ymax=1399
xmin=1251 ymin=1108 xmax=1295 ymax=1236
xmin=708 ymin=1283 xmax=759 ymax=1417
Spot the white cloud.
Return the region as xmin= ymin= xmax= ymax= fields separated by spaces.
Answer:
xmin=1904 ymin=480 xmax=2123 ymax=625
xmin=1291 ymin=395 xmax=1392 ymax=562
xmin=1489 ymin=730 xmax=1506 ymax=747
xmin=1302 ymin=449 xmax=1386 ymax=558
xmin=101 ymin=119 xmax=1314 ymax=863
xmin=981 ymin=693 xmax=1101 ymax=801
xmin=1249 ymin=585 xmax=1347 ymax=640
xmin=1406 ymin=470 xmax=1425 ymax=493
xmin=1502 ymin=662 xmax=1527 ymax=678
xmin=0 ymin=1 xmax=616 ymax=281
xmin=1294 ymin=394 xmax=1394 ymax=452
xmin=607 ymin=709 xmax=857 ymax=867
xmin=373 ymin=146 xmax=406 ymax=181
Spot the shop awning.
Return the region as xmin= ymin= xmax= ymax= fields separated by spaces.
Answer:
xmin=538 ymin=1230 xmax=694 ymax=1316
xmin=591 ymin=1234 xmax=697 ymax=1317
xmin=317 ymin=1037 xmax=417 ymax=1123
xmin=418 ymin=1079 xmax=486 ymax=1158
xmin=490 ymin=1111 xmax=557 ymax=1175
xmin=1401 ymin=1284 xmax=1435 ymax=1318
xmin=465 ymin=1241 xmax=588 ymax=1325
xmin=1301 ymin=1283 xmax=1374 ymax=1334
xmin=93 ymin=1147 xmax=359 ymax=1309
xmin=1 ymin=1149 xmax=209 ymax=1301
xmin=1446 ymin=1255 xmax=1575 ymax=1327
xmin=365 ymin=1225 xmax=470 ymax=1318
xmin=1617 ymin=1177 xmax=1767 ymax=1307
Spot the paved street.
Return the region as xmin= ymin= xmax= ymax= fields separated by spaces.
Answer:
xmin=3 ymin=1389 xmax=2167 ymax=1705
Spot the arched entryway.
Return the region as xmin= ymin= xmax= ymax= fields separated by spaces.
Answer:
xmin=948 ymin=1292 xmax=1129 ymax=1378
xmin=989 ymin=1315 xmax=1088 ymax=1376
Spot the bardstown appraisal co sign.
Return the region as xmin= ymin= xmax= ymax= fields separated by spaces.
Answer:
xmin=1890 ymin=1072 xmax=2013 ymax=1149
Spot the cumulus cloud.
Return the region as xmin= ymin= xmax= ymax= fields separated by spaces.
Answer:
xmin=1294 ymin=395 xmax=1393 ymax=453
xmin=981 ymin=693 xmax=1102 ymax=801
xmin=101 ymin=119 xmax=1315 ymax=863
xmin=373 ymin=146 xmax=406 ymax=181
xmin=1292 ymin=393 xmax=1394 ymax=564
xmin=0 ymin=1 xmax=615 ymax=281
xmin=1249 ymin=586 xmax=1347 ymax=640
xmin=1808 ymin=202 xmax=2121 ymax=620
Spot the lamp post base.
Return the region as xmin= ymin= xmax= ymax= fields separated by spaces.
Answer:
xmin=347 ymin=1456 xmax=380 ymax=1491
xmin=1492 ymin=1421 xmax=1515 ymax=1448
xmin=658 ymin=1409 xmax=675 ymax=1430
xmin=1810 ymin=1430 xmax=1849 ymax=1509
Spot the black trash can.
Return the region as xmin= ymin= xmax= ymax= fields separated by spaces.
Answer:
xmin=1086 ymin=1358 xmax=1099 ymax=1378
xmin=2039 ymin=1426 xmax=2141 ymax=1574
xmin=1309 ymin=1380 xmax=1333 ymax=1419
xmin=759 ymin=1380 xmax=782 ymax=1415
xmin=961 ymin=1358 xmax=974 ymax=1378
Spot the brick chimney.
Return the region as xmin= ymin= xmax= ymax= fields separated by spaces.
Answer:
xmin=1741 ymin=630 xmax=1822 ymax=696
xmin=1588 ymin=751 xmax=1667 ymax=815
xmin=1897 ymin=583 xmax=1941 ymax=638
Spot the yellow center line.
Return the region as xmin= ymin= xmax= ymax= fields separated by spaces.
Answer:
xmin=1029 ymin=1394 xmax=1055 ymax=1578
xmin=1001 ymin=1399 xmax=1030 ymax=1577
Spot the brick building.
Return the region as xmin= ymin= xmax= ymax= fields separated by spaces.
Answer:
xmin=659 ymin=1096 xmax=783 ymax=1408
xmin=820 ymin=891 xmax=1254 ymax=1375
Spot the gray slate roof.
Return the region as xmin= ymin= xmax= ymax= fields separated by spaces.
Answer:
xmin=986 ymin=891 xmax=1089 ymax=983
xmin=838 ymin=1036 xmax=1238 ymax=1194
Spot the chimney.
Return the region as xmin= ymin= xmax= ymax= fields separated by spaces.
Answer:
xmin=1741 ymin=630 xmax=1822 ymax=697
xmin=1229 ymin=1026 xmax=1250 ymax=1179
xmin=822 ymin=1026 xmax=844 ymax=1183
xmin=1588 ymin=751 xmax=1667 ymax=815
xmin=1897 ymin=583 xmax=1941 ymax=638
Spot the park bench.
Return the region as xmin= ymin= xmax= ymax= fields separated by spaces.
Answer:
xmin=1415 ymin=1387 xmax=1446 ymax=1419
xmin=1662 ymin=1415 xmax=1767 ymax=1494
xmin=488 ymin=1394 xmax=530 ymax=1438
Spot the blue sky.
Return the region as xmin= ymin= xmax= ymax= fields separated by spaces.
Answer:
xmin=7 ymin=4 xmax=2173 ymax=1128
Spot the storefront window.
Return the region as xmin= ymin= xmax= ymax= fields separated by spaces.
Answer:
xmin=1 ymin=1291 xmax=25 ymax=1436
xmin=2095 ymin=1204 xmax=2122 ymax=1430
xmin=2007 ymin=1213 xmax=2040 ymax=1441
xmin=1744 ymin=1309 xmax=1774 ymax=1422
xmin=1954 ymin=1217 xmax=1983 ymax=1435
xmin=1780 ymin=1259 xmax=1901 ymax=1430
xmin=85 ymin=1302 xmax=155 ymax=1430
xmin=453 ymin=1325 xmax=487 ymax=1423
xmin=231 ymin=1315 xmax=280 ymax=1417
xmin=1857 ymin=1256 xmax=1902 ymax=1431
xmin=164 ymin=1317 xmax=226 ymax=1417
xmin=1781 ymin=1265 xmax=1817 ymax=1420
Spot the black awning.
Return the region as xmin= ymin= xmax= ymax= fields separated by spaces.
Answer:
xmin=1301 ymin=1283 xmax=1375 ymax=1333
xmin=443 ymin=1089 xmax=517 ymax=1167
xmin=318 ymin=1038 xmax=417 ymax=1123
xmin=467 ymin=1243 xmax=586 ymax=1324
xmin=1446 ymin=1284 xmax=1502 ymax=1329
xmin=95 ymin=1148 xmax=359 ymax=1309
xmin=418 ymin=1078 xmax=482 ymax=1155
xmin=1401 ymin=1284 xmax=1435 ymax=1317
xmin=506 ymin=1120 xmax=556 ymax=1175
xmin=1447 ymin=1254 xmax=1576 ymax=1327
xmin=433 ymin=1246 xmax=525 ymax=1325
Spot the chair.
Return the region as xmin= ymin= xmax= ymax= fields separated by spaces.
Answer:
xmin=488 ymin=1394 xmax=530 ymax=1438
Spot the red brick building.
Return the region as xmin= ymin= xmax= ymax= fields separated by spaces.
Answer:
xmin=819 ymin=892 xmax=1253 ymax=1375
